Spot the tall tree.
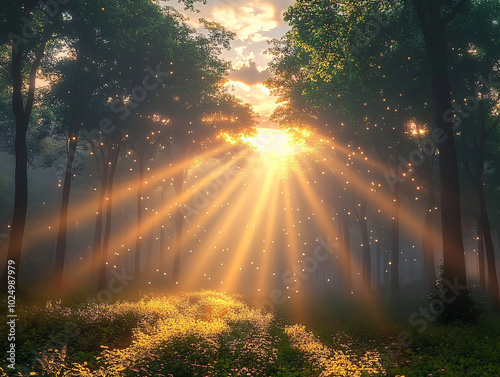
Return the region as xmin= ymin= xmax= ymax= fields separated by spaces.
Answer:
xmin=413 ymin=0 xmax=469 ymax=293
xmin=448 ymin=0 xmax=500 ymax=312
xmin=1 ymin=0 xmax=60 ymax=290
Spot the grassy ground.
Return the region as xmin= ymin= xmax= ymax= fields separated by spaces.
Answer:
xmin=273 ymin=294 xmax=500 ymax=377
xmin=0 ymin=291 xmax=499 ymax=376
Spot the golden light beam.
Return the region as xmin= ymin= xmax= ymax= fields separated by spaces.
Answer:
xmin=308 ymin=148 xmax=442 ymax=250
xmin=179 ymin=167 xmax=261 ymax=291
xmin=254 ymin=172 xmax=281 ymax=300
xmin=59 ymin=150 xmax=250 ymax=293
xmin=281 ymin=174 xmax=311 ymax=320
xmin=305 ymin=132 xmax=391 ymax=178
xmin=166 ymin=165 xmax=252 ymax=289
xmin=293 ymin=155 xmax=389 ymax=326
xmin=218 ymin=167 xmax=275 ymax=292
xmin=22 ymin=144 xmax=231 ymax=253
xmin=137 ymin=157 xmax=251 ymax=284
xmin=291 ymin=156 xmax=363 ymax=286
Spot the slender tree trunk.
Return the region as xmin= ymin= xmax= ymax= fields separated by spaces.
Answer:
xmin=159 ymin=185 xmax=166 ymax=267
xmin=172 ymin=169 xmax=185 ymax=284
xmin=135 ymin=152 xmax=145 ymax=275
xmin=53 ymin=48 xmax=84 ymax=291
xmin=2 ymin=43 xmax=46 ymax=291
xmin=391 ymin=193 xmax=400 ymax=300
xmin=359 ymin=217 xmax=371 ymax=290
xmin=422 ymin=209 xmax=436 ymax=289
xmin=376 ymin=241 xmax=381 ymax=289
xmin=415 ymin=0 xmax=467 ymax=290
xmin=409 ymin=249 xmax=416 ymax=283
xmin=341 ymin=209 xmax=352 ymax=293
xmin=497 ymin=228 xmax=500 ymax=254
xmin=53 ymin=135 xmax=79 ymax=291
xmin=3 ymin=126 xmax=28 ymax=292
xmin=477 ymin=218 xmax=486 ymax=291
xmin=422 ymin=162 xmax=436 ymax=291
xmin=91 ymin=161 xmax=109 ymax=277
xmin=98 ymin=145 xmax=120 ymax=289
xmin=383 ymin=246 xmax=390 ymax=287
xmin=477 ymin=184 xmax=500 ymax=312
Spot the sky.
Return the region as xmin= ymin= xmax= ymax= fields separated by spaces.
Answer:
xmin=165 ymin=0 xmax=296 ymax=128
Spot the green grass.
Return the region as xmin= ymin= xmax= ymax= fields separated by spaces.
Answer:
xmin=0 ymin=291 xmax=499 ymax=376
xmin=273 ymin=295 xmax=500 ymax=377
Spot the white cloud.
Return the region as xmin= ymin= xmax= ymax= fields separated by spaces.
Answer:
xmin=250 ymin=33 xmax=271 ymax=43
xmin=229 ymin=61 xmax=271 ymax=85
xmin=162 ymin=0 xmax=294 ymax=126
xmin=210 ymin=1 xmax=277 ymax=41
xmin=226 ymin=80 xmax=278 ymax=127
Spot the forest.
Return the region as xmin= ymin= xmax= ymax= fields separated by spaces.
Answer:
xmin=1 ymin=0 xmax=500 ymax=376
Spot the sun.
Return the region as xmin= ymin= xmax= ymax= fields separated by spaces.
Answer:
xmin=242 ymin=128 xmax=309 ymax=158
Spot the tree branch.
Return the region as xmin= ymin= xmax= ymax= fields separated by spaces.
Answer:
xmin=25 ymin=41 xmax=47 ymax=121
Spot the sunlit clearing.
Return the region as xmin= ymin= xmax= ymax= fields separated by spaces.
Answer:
xmin=242 ymin=127 xmax=310 ymax=158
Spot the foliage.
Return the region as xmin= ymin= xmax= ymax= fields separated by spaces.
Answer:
xmin=386 ymin=318 xmax=500 ymax=376
xmin=428 ymin=264 xmax=483 ymax=325
xmin=2 ymin=291 xmax=499 ymax=376
xmin=0 ymin=291 xmax=384 ymax=376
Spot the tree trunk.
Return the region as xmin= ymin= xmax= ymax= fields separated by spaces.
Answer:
xmin=391 ymin=194 xmax=400 ymax=300
xmin=2 ymin=43 xmax=46 ymax=292
xmin=422 ymin=160 xmax=437 ymax=291
xmin=376 ymin=240 xmax=381 ymax=289
xmin=477 ymin=218 xmax=486 ymax=291
xmin=172 ymin=169 xmax=185 ymax=284
xmin=477 ymin=184 xmax=500 ymax=312
xmin=422 ymin=209 xmax=436 ymax=290
xmin=98 ymin=145 xmax=120 ymax=289
xmin=159 ymin=185 xmax=166 ymax=268
xmin=91 ymin=160 xmax=109 ymax=278
xmin=3 ymin=126 xmax=28 ymax=292
xmin=53 ymin=48 xmax=84 ymax=291
xmin=53 ymin=135 xmax=78 ymax=291
xmin=135 ymin=151 xmax=145 ymax=275
xmin=359 ymin=217 xmax=371 ymax=291
xmin=415 ymin=0 xmax=467 ymax=290
xmin=341 ymin=209 xmax=352 ymax=293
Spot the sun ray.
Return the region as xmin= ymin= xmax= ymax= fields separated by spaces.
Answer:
xmin=281 ymin=173 xmax=311 ymax=320
xmin=181 ymin=168 xmax=260 ymax=291
xmin=59 ymin=150 xmax=250 ymax=292
xmin=308 ymin=148 xmax=442 ymax=249
xmin=254 ymin=173 xmax=281 ymax=303
xmin=221 ymin=167 xmax=275 ymax=292
xmin=309 ymin=132 xmax=391 ymax=177
xmin=145 ymin=159 xmax=251 ymax=284
xmin=172 ymin=166 xmax=252 ymax=290
xmin=291 ymin=156 xmax=362 ymax=288
xmin=22 ymin=144 xmax=231 ymax=254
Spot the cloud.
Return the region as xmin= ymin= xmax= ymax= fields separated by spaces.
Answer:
xmin=232 ymin=45 xmax=257 ymax=68
xmin=229 ymin=61 xmax=271 ymax=86
xmin=210 ymin=1 xmax=278 ymax=40
xmin=226 ymin=80 xmax=277 ymax=127
xmin=250 ymin=33 xmax=271 ymax=43
xmin=162 ymin=0 xmax=294 ymax=127
xmin=165 ymin=0 xmax=293 ymax=40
